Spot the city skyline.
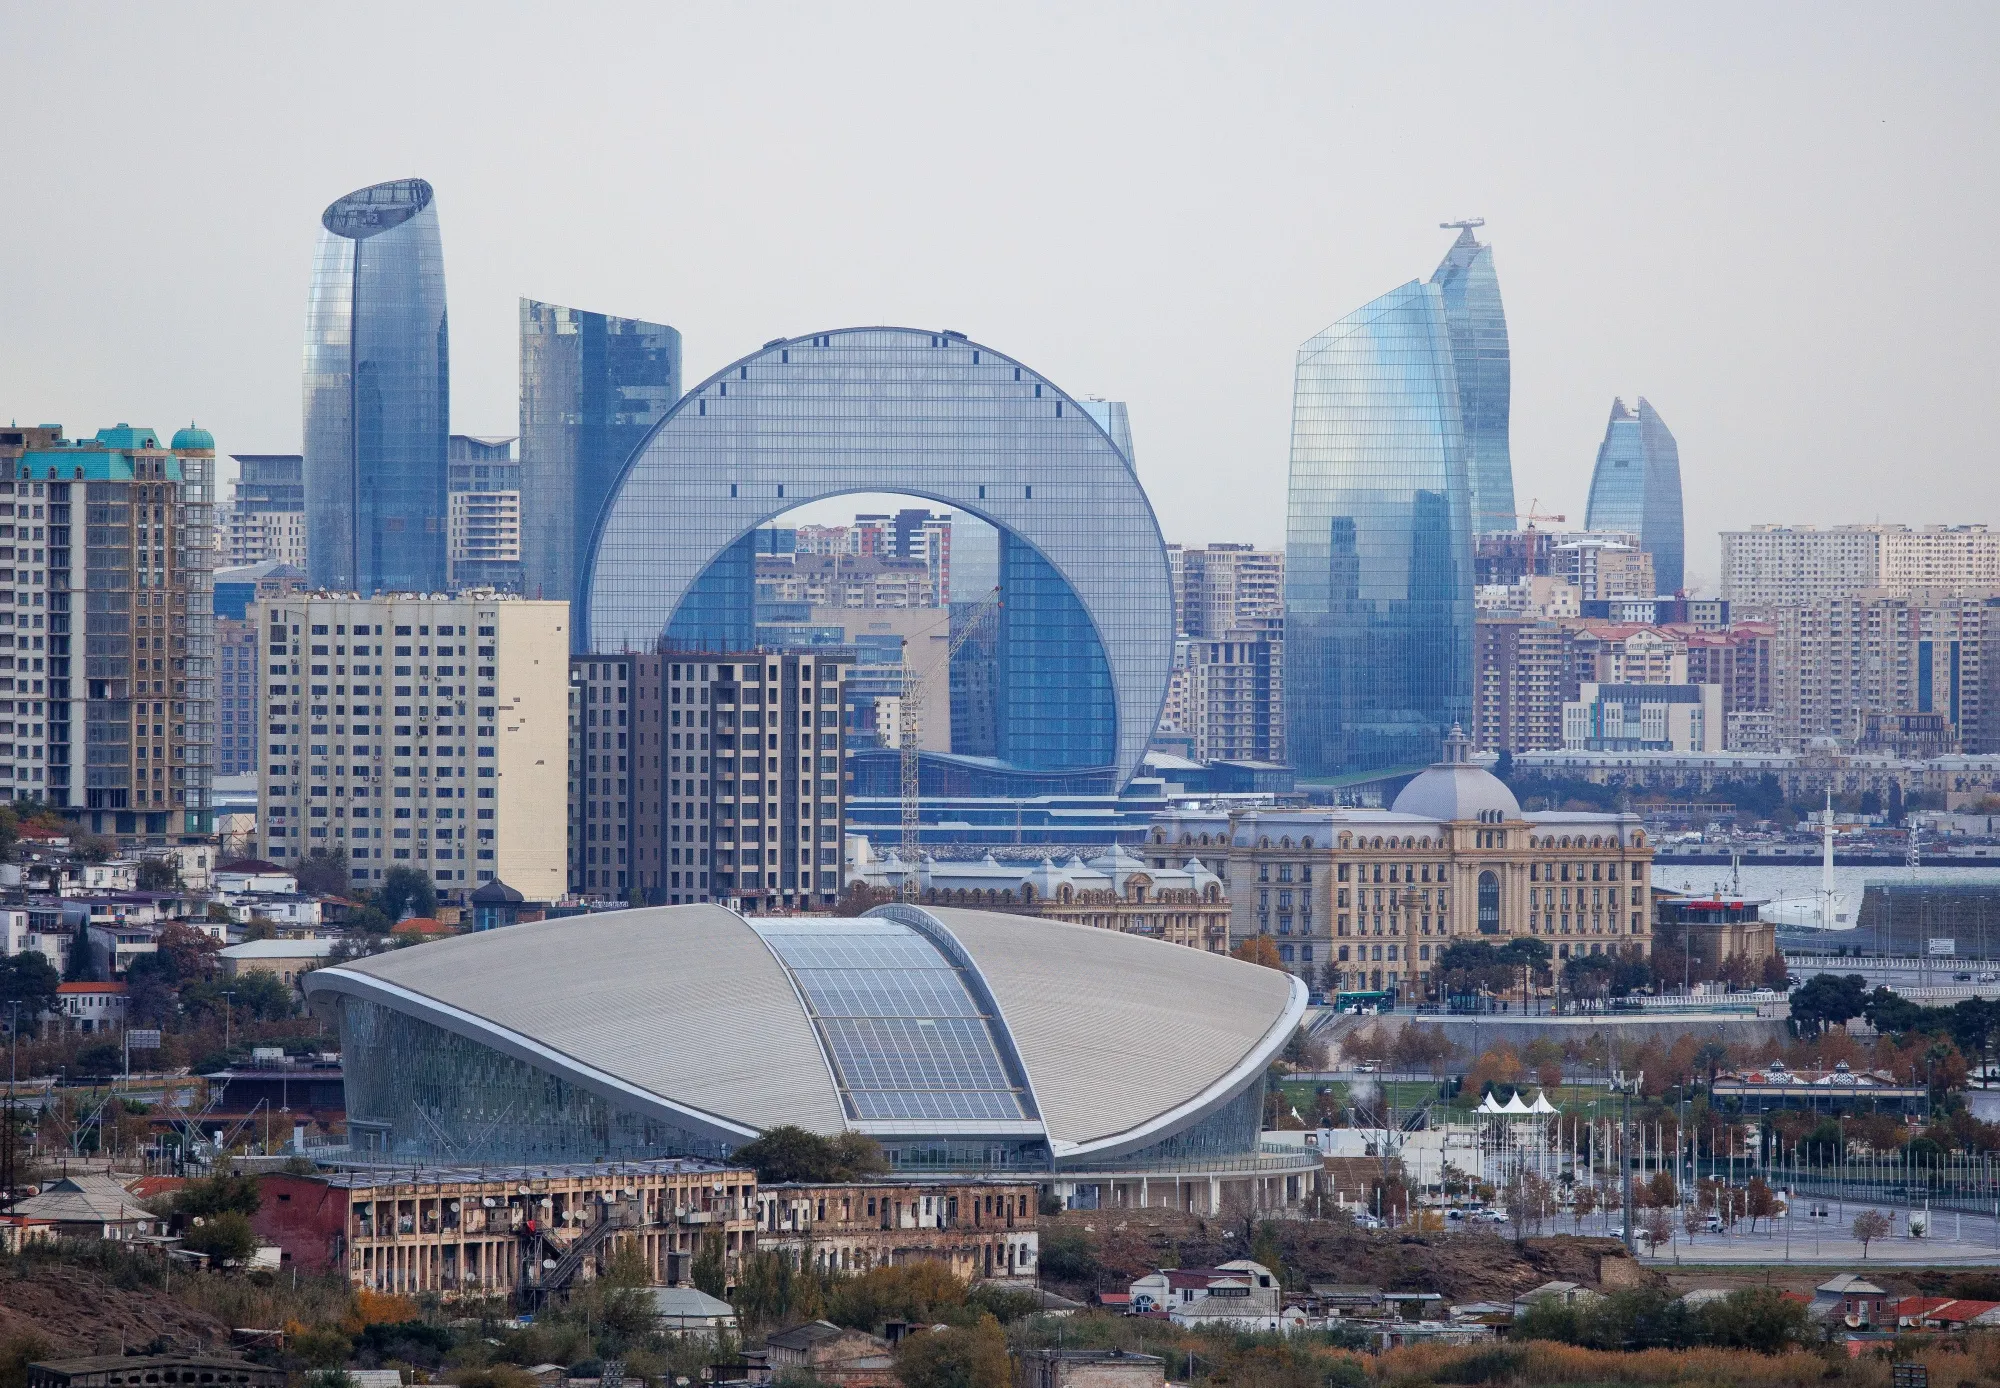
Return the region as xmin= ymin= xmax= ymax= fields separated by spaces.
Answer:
xmin=3 ymin=8 xmax=1994 ymax=593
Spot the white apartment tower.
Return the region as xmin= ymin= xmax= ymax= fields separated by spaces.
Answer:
xmin=253 ymin=592 xmax=569 ymax=903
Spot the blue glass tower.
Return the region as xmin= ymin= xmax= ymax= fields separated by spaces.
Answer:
xmin=1584 ymin=397 xmax=1684 ymax=594
xmin=1429 ymin=223 xmax=1514 ymax=533
xmin=1285 ymin=280 xmax=1474 ymax=779
xmin=302 ymin=178 xmax=449 ymax=594
xmin=519 ymin=300 xmax=681 ymax=625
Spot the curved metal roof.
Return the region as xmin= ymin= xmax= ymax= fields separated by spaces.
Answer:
xmin=304 ymin=903 xmax=1302 ymax=1160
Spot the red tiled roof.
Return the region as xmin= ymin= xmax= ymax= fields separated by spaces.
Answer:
xmin=391 ymin=916 xmax=455 ymax=936
xmin=56 ymin=982 xmax=128 ymax=994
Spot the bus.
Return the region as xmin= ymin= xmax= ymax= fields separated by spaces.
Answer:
xmin=1332 ymin=989 xmax=1396 ymax=1014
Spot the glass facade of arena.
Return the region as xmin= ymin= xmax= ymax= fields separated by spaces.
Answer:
xmin=583 ymin=327 xmax=1172 ymax=789
xmin=1584 ymin=397 xmax=1685 ymax=594
xmin=750 ymin=917 xmax=1037 ymax=1125
xmin=302 ymin=178 xmax=450 ymax=595
xmin=337 ymin=995 xmax=737 ymax=1164
xmin=1430 ymin=227 xmax=1514 ymax=534
xmin=519 ymin=300 xmax=681 ymax=630
xmin=1285 ymin=280 xmax=1474 ymax=779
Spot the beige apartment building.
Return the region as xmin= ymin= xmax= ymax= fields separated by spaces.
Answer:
xmin=252 ymin=592 xmax=568 ymax=903
xmin=1722 ymin=524 xmax=2000 ymax=609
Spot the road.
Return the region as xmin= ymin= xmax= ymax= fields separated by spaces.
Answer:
xmin=1558 ymin=1203 xmax=2000 ymax=1267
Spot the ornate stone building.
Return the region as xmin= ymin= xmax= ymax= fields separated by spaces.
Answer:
xmin=1148 ymin=730 xmax=1654 ymax=998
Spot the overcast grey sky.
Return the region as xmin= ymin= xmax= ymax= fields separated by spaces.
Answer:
xmin=2 ymin=3 xmax=1994 ymax=591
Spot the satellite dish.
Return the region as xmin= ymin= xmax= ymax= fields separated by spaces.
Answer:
xmin=483 ymin=1197 xmax=497 ymax=1208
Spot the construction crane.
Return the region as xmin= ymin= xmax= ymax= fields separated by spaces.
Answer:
xmin=1479 ymin=498 xmax=1567 ymax=530
xmin=899 ymin=589 xmax=1001 ymax=897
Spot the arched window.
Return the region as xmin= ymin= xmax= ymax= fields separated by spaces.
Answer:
xmin=1477 ymin=870 xmax=1501 ymax=936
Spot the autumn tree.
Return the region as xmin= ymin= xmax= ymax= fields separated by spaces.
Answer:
xmin=893 ymin=1315 xmax=1010 ymax=1388
xmin=1233 ymin=935 xmax=1284 ymax=970
xmin=1852 ymin=1208 xmax=1891 ymax=1258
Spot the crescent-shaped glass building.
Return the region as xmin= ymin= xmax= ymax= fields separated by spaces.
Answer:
xmin=581 ymin=327 xmax=1174 ymax=792
xmin=304 ymin=904 xmax=1317 ymax=1207
xmin=302 ymin=177 xmax=450 ymax=595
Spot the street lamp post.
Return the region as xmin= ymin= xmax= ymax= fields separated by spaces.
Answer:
xmin=222 ymin=991 xmax=235 ymax=1052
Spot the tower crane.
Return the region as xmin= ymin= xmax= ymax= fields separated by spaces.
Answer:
xmin=899 ymin=589 xmax=1001 ymax=897
xmin=1478 ymin=499 xmax=1567 ymax=530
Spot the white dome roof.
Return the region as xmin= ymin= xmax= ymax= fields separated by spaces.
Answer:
xmin=1389 ymin=726 xmax=1520 ymax=821
xmin=1391 ymin=764 xmax=1521 ymax=821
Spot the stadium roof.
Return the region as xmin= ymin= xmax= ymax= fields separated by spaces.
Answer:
xmin=305 ymin=902 xmax=1303 ymax=1163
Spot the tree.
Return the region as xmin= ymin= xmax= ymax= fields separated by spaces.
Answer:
xmin=180 ymin=1210 xmax=256 ymax=1264
xmin=1232 ymin=936 xmax=1284 ymax=970
xmin=377 ymin=865 xmax=436 ymax=921
xmin=136 ymin=857 xmax=179 ymax=891
xmin=1569 ymin=1183 xmax=1599 ymax=1232
xmin=0 ymin=951 xmax=59 ymax=1032
xmin=174 ymin=1168 xmax=262 ymax=1219
xmin=63 ymin=920 xmax=96 ymax=982
xmin=1790 ymin=973 xmax=1868 ymax=1039
xmin=295 ymin=848 xmax=350 ymax=898
xmin=892 ymin=1315 xmax=1010 ymax=1388
xmin=692 ymin=1231 xmax=727 ymax=1296
xmin=154 ymin=921 xmax=222 ymax=980
xmin=1641 ymin=1206 xmax=1675 ymax=1252
xmin=731 ymin=1125 xmax=888 ymax=1184
xmin=1744 ymin=1176 xmax=1777 ymax=1232
xmin=1562 ymin=954 xmax=1615 ymax=1011
xmin=1852 ymin=1208 xmax=1891 ymax=1258
xmin=71 ymin=832 xmax=115 ymax=863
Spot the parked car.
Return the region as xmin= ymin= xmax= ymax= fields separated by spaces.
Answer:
xmin=1981 ymin=972 xmax=1998 ymax=984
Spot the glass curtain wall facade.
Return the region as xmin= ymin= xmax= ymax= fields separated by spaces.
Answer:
xmin=1285 ymin=281 xmax=1474 ymax=779
xmin=1584 ymin=397 xmax=1684 ymax=594
xmin=585 ymin=327 xmax=1172 ymax=788
xmin=1429 ymin=226 xmax=1514 ymax=533
xmin=303 ymin=178 xmax=449 ymax=595
xmin=520 ymin=301 xmax=681 ymax=628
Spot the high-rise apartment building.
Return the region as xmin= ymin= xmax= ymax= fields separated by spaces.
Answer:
xmin=1681 ymin=622 xmax=1774 ymax=723
xmin=1584 ymin=399 xmax=1684 ymax=595
xmin=568 ymin=653 xmax=665 ymax=900
xmin=1179 ymin=544 xmax=1283 ymax=637
xmin=1286 ymin=269 xmax=1475 ymax=777
xmin=1182 ymin=625 xmax=1284 ymax=764
xmin=651 ymin=651 xmax=850 ymax=913
xmin=1551 ymin=534 xmax=1654 ymax=602
xmin=225 ymin=454 xmax=306 ymax=568
xmin=253 ymin=592 xmax=567 ymax=902
xmin=217 ymin=618 xmax=259 ymax=777
xmin=0 ymin=424 xmax=216 ymax=840
xmin=519 ymin=300 xmax=681 ymax=617
xmin=1719 ymin=525 xmax=2000 ymax=607
xmin=1472 ymin=619 xmax=1567 ymax=754
xmin=1771 ymin=589 xmax=2000 ymax=753
xmin=303 ymin=178 xmax=449 ymax=595
xmin=447 ymin=434 xmax=522 ymax=591
xmin=1430 ymin=222 xmax=1515 ymax=533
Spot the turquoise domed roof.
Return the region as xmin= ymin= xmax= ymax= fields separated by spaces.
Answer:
xmin=170 ymin=424 xmax=214 ymax=451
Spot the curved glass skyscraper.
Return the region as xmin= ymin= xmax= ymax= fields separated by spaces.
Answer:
xmin=1584 ymin=397 xmax=1684 ymax=594
xmin=303 ymin=178 xmax=449 ymax=594
xmin=518 ymin=300 xmax=681 ymax=625
xmin=1285 ymin=279 xmax=1474 ymax=779
xmin=1430 ymin=224 xmax=1514 ymax=533
xmin=584 ymin=326 xmax=1173 ymax=789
